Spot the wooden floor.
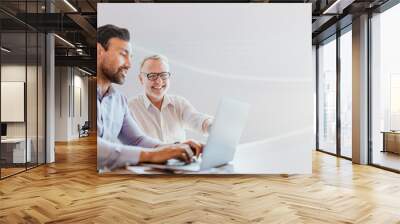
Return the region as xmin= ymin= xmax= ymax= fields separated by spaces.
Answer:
xmin=1 ymin=163 xmax=45 ymax=178
xmin=1 ymin=136 xmax=400 ymax=223
xmin=373 ymin=150 xmax=400 ymax=171
xmin=1 ymin=167 xmax=26 ymax=178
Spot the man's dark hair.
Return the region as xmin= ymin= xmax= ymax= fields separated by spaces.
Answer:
xmin=97 ymin=24 xmax=130 ymax=49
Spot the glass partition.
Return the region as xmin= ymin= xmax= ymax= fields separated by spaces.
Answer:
xmin=1 ymin=30 xmax=28 ymax=177
xmin=38 ymin=32 xmax=45 ymax=165
xmin=318 ymin=37 xmax=337 ymax=155
xmin=339 ymin=29 xmax=352 ymax=158
xmin=0 ymin=1 xmax=46 ymax=179
xmin=371 ymin=3 xmax=400 ymax=171
xmin=27 ymin=31 xmax=38 ymax=169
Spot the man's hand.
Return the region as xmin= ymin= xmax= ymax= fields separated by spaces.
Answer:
xmin=182 ymin=139 xmax=204 ymax=158
xmin=139 ymin=144 xmax=193 ymax=164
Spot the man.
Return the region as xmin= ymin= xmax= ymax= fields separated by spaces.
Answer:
xmin=128 ymin=55 xmax=212 ymax=144
xmin=97 ymin=25 xmax=202 ymax=171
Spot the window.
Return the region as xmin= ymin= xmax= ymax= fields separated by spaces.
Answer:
xmin=340 ymin=29 xmax=352 ymax=158
xmin=318 ymin=37 xmax=337 ymax=155
xmin=371 ymin=3 xmax=400 ymax=171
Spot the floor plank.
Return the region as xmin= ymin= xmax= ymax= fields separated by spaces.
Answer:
xmin=0 ymin=135 xmax=400 ymax=223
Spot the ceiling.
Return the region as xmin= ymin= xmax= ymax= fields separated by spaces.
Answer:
xmin=0 ymin=0 xmax=394 ymax=74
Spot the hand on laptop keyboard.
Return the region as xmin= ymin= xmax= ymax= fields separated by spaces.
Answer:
xmin=139 ymin=140 xmax=203 ymax=165
xmin=167 ymin=156 xmax=200 ymax=166
xmin=140 ymin=143 xmax=195 ymax=164
xmin=181 ymin=139 xmax=204 ymax=158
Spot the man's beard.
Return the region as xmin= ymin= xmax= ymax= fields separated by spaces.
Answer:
xmin=101 ymin=64 xmax=127 ymax=85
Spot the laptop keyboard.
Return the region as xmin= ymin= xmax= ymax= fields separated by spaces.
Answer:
xmin=166 ymin=157 xmax=199 ymax=166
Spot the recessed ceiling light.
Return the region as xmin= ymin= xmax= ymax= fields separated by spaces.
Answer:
xmin=63 ymin=0 xmax=78 ymax=12
xmin=1 ymin=47 xmax=11 ymax=53
xmin=322 ymin=0 xmax=354 ymax=15
xmin=78 ymin=67 xmax=93 ymax=76
xmin=54 ymin=34 xmax=75 ymax=48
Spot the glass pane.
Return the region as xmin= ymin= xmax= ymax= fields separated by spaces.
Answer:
xmin=27 ymin=31 xmax=38 ymax=169
xmin=0 ymin=1 xmax=46 ymax=178
xmin=318 ymin=37 xmax=337 ymax=154
xmin=38 ymin=32 xmax=45 ymax=165
xmin=340 ymin=30 xmax=352 ymax=158
xmin=371 ymin=4 xmax=400 ymax=171
xmin=1 ymin=30 xmax=27 ymax=177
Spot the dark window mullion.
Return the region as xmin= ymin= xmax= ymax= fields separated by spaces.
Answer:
xmin=367 ymin=11 xmax=373 ymax=165
xmin=25 ymin=0 xmax=28 ymax=171
xmin=336 ymin=30 xmax=341 ymax=157
xmin=316 ymin=45 xmax=320 ymax=150
xmin=36 ymin=0 xmax=39 ymax=167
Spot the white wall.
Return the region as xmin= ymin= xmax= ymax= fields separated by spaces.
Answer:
xmin=54 ymin=67 xmax=89 ymax=141
xmin=1 ymin=65 xmax=26 ymax=139
xmin=1 ymin=65 xmax=39 ymax=137
xmin=55 ymin=66 xmax=69 ymax=141
xmin=72 ymin=73 xmax=89 ymax=138
xmin=99 ymin=3 xmax=314 ymax=173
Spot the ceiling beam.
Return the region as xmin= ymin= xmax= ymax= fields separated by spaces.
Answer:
xmin=55 ymin=55 xmax=96 ymax=71
xmin=67 ymin=13 xmax=97 ymax=47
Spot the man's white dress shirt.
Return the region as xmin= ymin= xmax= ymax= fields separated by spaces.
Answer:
xmin=128 ymin=95 xmax=212 ymax=144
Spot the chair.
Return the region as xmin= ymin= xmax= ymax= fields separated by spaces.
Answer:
xmin=78 ymin=121 xmax=90 ymax=138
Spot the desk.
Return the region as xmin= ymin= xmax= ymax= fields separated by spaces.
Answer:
xmin=1 ymin=138 xmax=31 ymax=164
xmin=382 ymin=131 xmax=400 ymax=154
xmin=100 ymin=130 xmax=313 ymax=175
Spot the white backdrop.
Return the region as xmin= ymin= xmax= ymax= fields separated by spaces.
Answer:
xmin=98 ymin=3 xmax=314 ymax=173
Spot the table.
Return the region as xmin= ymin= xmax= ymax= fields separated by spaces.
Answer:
xmin=382 ymin=131 xmax=400 ymax=154
xmin=100 ymin=130 xmax=313 ymax=175
xmin=1 ymin=138 xmax=32 ymax=164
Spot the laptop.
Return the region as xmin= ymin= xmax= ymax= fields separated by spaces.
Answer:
xmin=141 ymin=97 xmax=250 ymax=172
